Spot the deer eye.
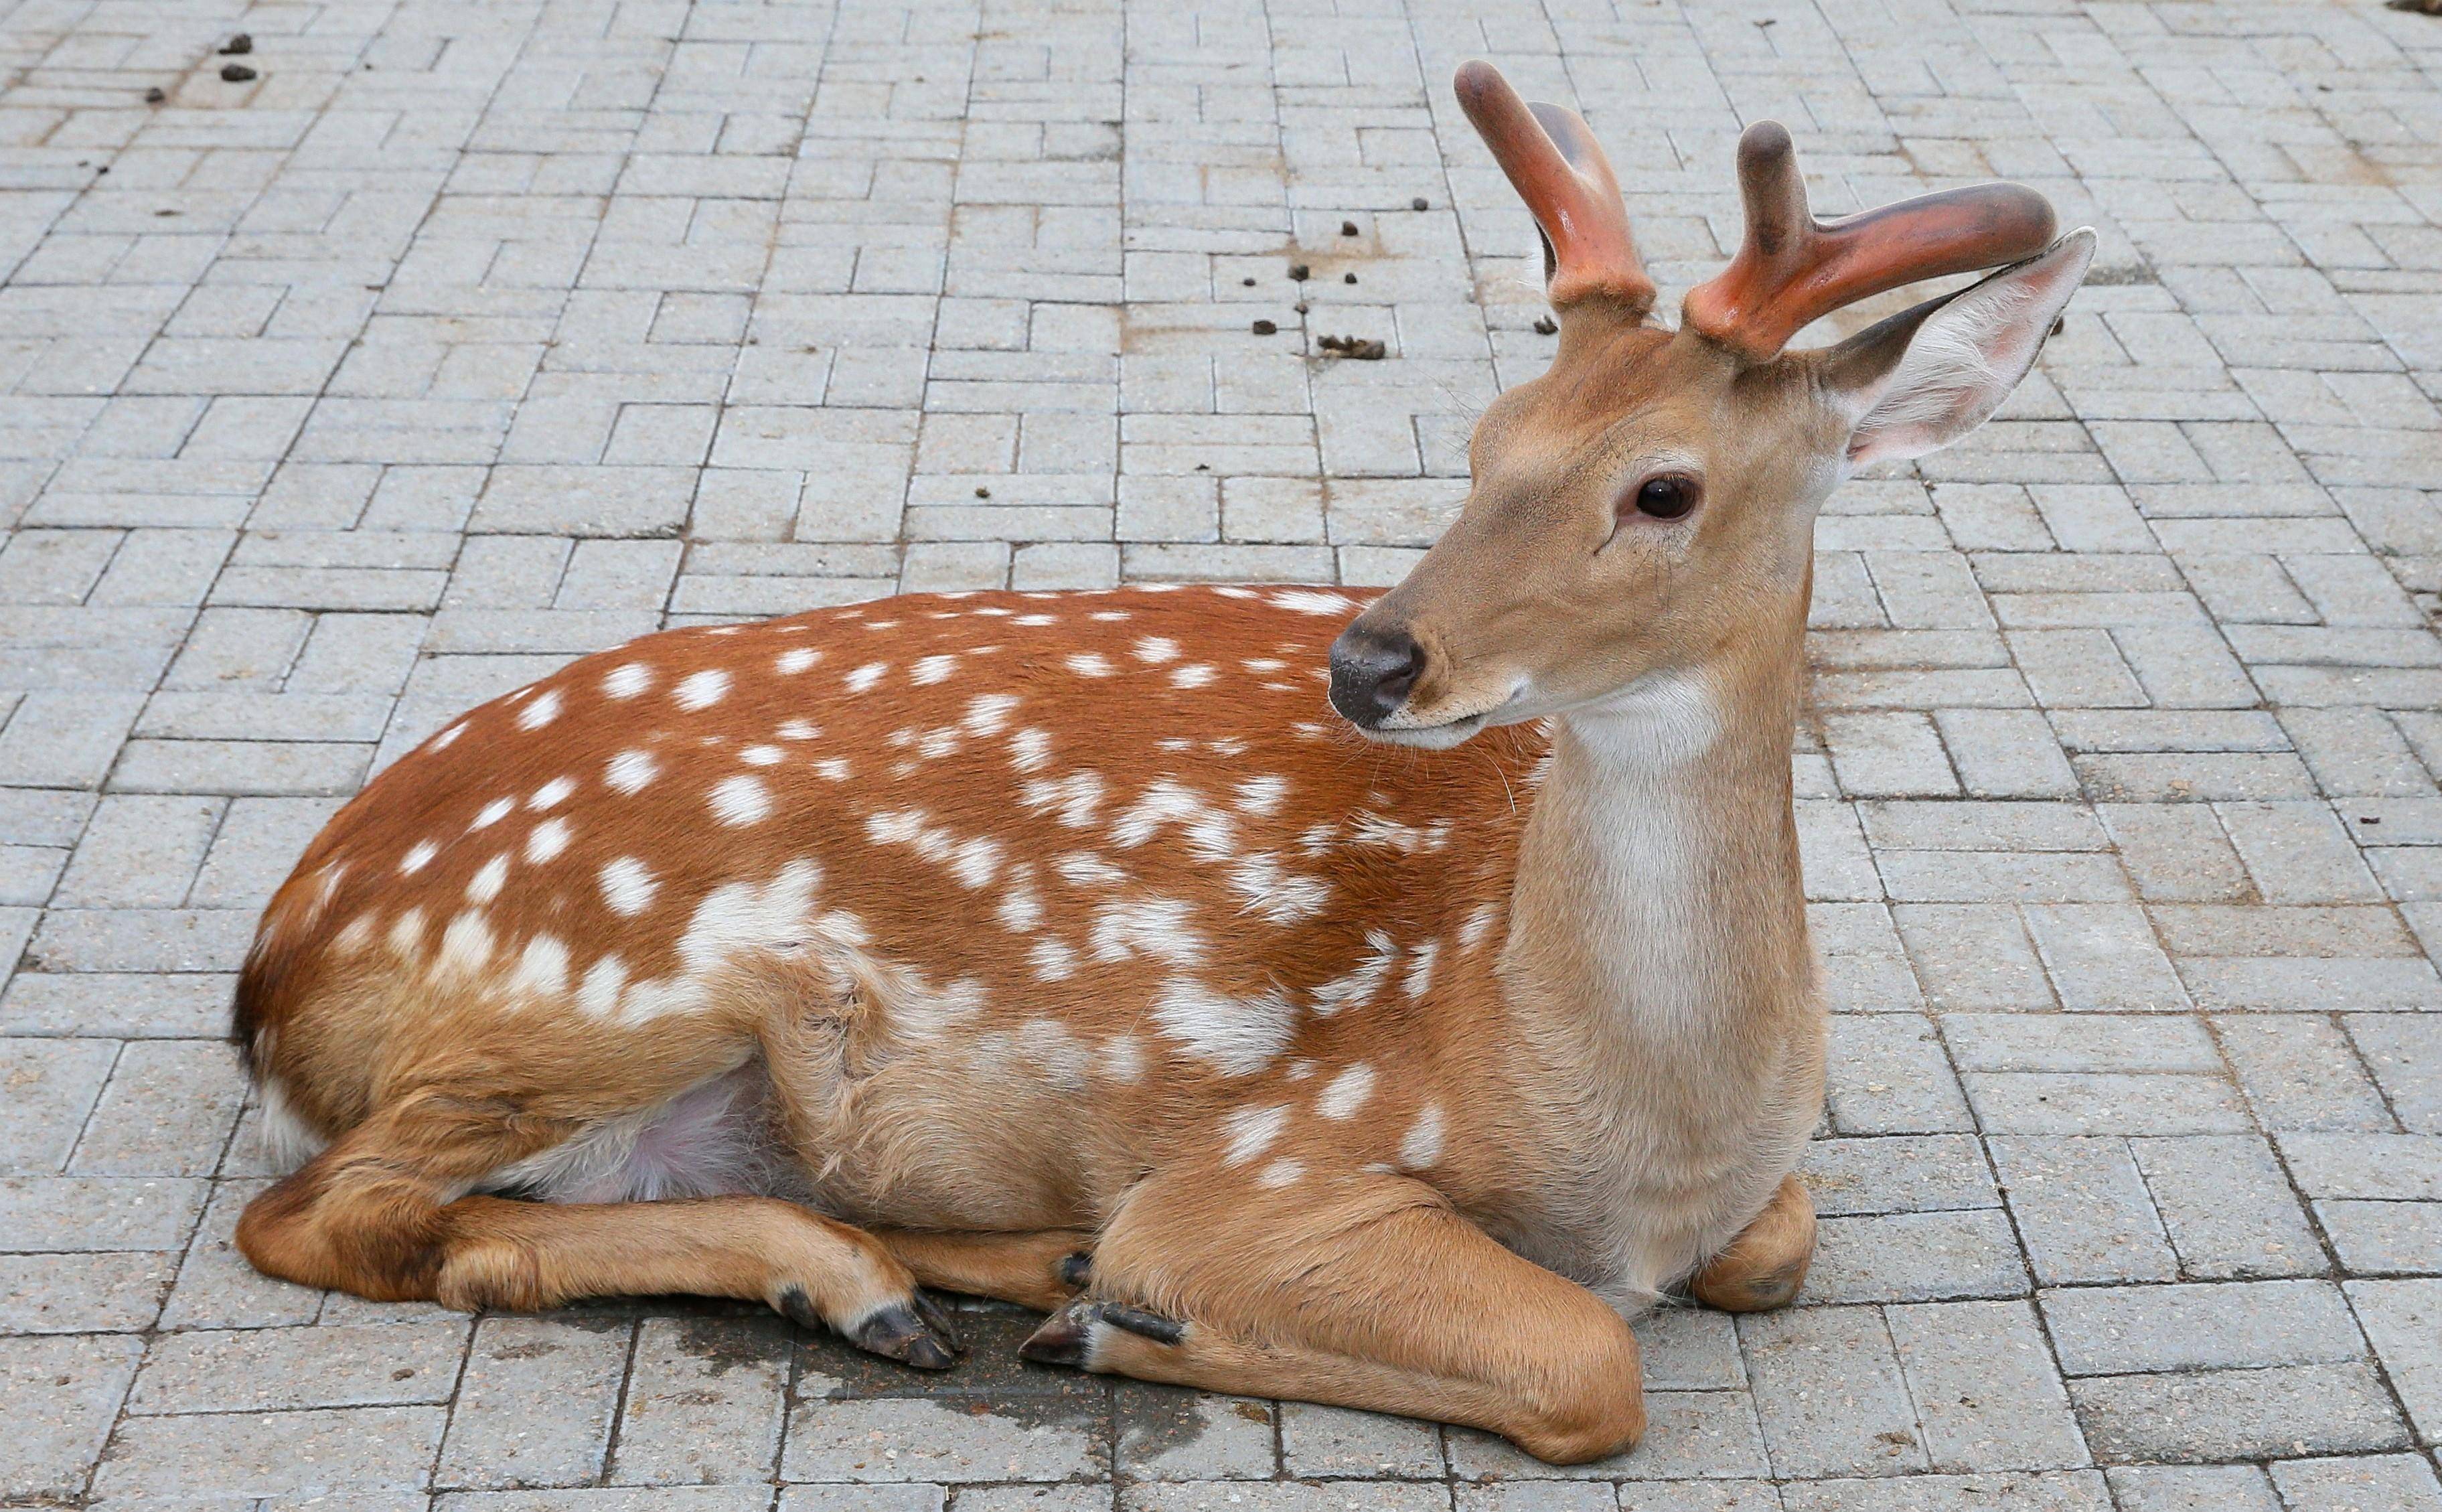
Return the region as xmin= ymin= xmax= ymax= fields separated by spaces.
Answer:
xmin=1624 ymin=473 xmax=1701 ymax=521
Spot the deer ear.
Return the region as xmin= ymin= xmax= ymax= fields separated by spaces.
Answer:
xmin=1820 ymin=228 xmax=2094 ymax=469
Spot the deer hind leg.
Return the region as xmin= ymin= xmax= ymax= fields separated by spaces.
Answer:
xmin=870 ymin=1227 xmax=1095 ymax=1312
xmin=1689 ymin=1173 xmax=1816 ymax=1312
xmin=1016 ymin=1170 xmax=1644 ymax=1465
xmin=234 ymin=1089 xmax=964 ymax=1368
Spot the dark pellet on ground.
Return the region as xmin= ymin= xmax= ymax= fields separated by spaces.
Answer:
xmin=1533 ymin=316 xmax=1558 ymax=335
xmin=220 ymin=62 xmax=256 ymax=81
xmin=1294 ymin=301 xmax=1308 ymax=314
xmin=1241 ymin=277 xmax=1255 ymax=286
xmin=974 ymin=486 xmax=990 ymax=498
xmin=1316 ymin=334 xmax=1387 ymax=360
xmin=1343 ymin=273 xmax=1357 ymax=284
xmin=220 ymin=33 xmax=252 ymax=54
xmin=1288 ymin=263 xmax=1310 ymax=281
xmin=144 ymin=87 xmax=165 ymax=102
xmin=1340 ymin=220 xmax=1358 ymax=236
xmin=1411 ymin=196 xmax=1428 ymax=210
xmin=1251 ymin=319 xmax=1277 ymax=335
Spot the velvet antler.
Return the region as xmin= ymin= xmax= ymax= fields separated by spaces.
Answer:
xmin=1683 ymin=121 xmax=2058 ymax=361
xmin=1454 ymin=61 xmax=1655 ymax=317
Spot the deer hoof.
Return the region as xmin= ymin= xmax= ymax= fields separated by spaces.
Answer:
xmin=1020 ymin=1298 xmax=1187 ymax=1368
xmin=846 ymin=1292 xmax=964 ymax=1369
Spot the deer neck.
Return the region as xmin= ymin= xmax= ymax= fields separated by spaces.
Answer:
xmin=1497 ymin=635 xmax=1814 ymax=1089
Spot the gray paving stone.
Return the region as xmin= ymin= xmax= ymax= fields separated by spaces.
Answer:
xmin=1885 ymin=1300 xmax=2086 ymax=1472
xmin=2131 ymin=1135 xmax=2324 ymax=1281
xmin=1740 ymin=1307 xmax=1927 ymax=1479
xmin=2068 ymin=1361 xmax=2407 ymax=1464
xmin=92 ymin=1406 xmax=447 ymax=1503
xmin=2344 ymin=1280 xmax=2442 ymax=1444
xmin=439 ymin=1314 xmax=632 ymax=1491
xmin=1989 ymin=1138 xmax=2178 ymax=1286
xmin=2103 ymin=1465 xmax=2281 ymax=1512
xmin=2042 ymin=1281 xmax=2363 ymax=1376
xmin=0 ymin=1331 xmax=141 ymax=1499
xmin=2270 ymin=1454 xmax=2442 ymax=1512
xmin=1774 ymin=1472 xmax=2109 ymax=1512
xmin=609 ymin=1314 xmax=790 ymax=1486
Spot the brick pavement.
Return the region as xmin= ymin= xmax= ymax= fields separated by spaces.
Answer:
xmin=1 ymin=0 xmax=2439 ymax=1506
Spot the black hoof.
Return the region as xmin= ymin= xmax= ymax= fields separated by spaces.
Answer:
xmin=1057 ymin=1251 xmax=1093 ymax=1289
xmin=1018 ymin=1300 xmax=1095 ymax=1367
xmin=850 ymin=1298 xmax=962 ymax=1370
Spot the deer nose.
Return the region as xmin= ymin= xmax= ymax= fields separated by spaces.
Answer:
xmin=1328 ymin=624 xmax=1426 ymax=728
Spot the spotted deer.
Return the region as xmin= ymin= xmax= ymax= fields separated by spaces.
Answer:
xmin=231 ymin=62 xmax=2092 ymax=1462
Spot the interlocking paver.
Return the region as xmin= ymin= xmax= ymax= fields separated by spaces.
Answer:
xmin=2 ymin=0 xmax=2438 ymax=1504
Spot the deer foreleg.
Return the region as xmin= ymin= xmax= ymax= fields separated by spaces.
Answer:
xmin=1016 ymin=1170 xmax=1644 ymax=1464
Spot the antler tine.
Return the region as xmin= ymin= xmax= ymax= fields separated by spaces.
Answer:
xmin=1453 ymin=61 xmax=1655 ymax=317
xmin=1683 ymin=120 xmax=2058 ymax=361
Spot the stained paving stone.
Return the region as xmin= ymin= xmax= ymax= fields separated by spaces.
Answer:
xmin=5 ymin=0 xmax=2441 ymax=1503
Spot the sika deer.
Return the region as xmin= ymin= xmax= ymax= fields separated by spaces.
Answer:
xmin=231 ymin=62 xmax=2092 ymax=1462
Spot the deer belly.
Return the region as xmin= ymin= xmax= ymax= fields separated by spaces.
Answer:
xmin=765 ymin=1010 xmax=1116 ymax=1231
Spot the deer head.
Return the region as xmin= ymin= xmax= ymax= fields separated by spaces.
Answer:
xmin=1329 ymin=62 xmax=2094 ymax=749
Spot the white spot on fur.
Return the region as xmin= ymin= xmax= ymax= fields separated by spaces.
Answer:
xmin=951 ymin=836 xmax=1002 ymax=889
xmin=675 ymin=669 xmax=730 ymax=710
xmin=776 ymin=648 xmax=820 ymax=675
xmin=672 ymin=859 xmax=821 ymax=980
xmin=1221 ymin=1104 xmax=1288 ymax=1165
xmin=1403 ymin=939 xmax=1440 ymax=1000
xmin=607 ymin=749 xmax=658 ymax=794
xmin=516 ymin=690 xmax=562 ymax=731
xmin=467 ymin=856 xmax=509 ymax=903
xmin=1271 ymin=589 xmax=1355 ymax=615
xmin=603 ymin=663 xmax=652 ymax=699
xmin=1022 ymin=771 xmax=1104 ymax=828
xmin=579 ymin=954 xmax=628 ymax=1017
xmin=526 ymin=818 xmax=573 ymax=864
xmin=1170 ymin=664 xmax=1215 ymax=690
xmin=1055 ymin=851 xmax=1128 ymax=887
xmin=846 ymin=662 xmax=887 ymax=692
xmin=1065 ymin=652 xmax=1114 ymax=677
xmin=912 ymin=654 xmax=956 ymax=685
xmin=710 ymin=775 xmax=771 ymax=825
xmin=438 ymin=910 xmax=494 ymax=975
xmin=1458 ymin=901 xmax=1502 ymax=953
xmin=1101 ymin=1033 xmax=1145 ymax=1081
xmin=998 ymin=868 xmax=1043 ymax=931
xmin=741 ymin=745 xmax=783 ymax=766
xmin=1316 ymin=1063 xmax=1375 ymax=1120
xmin=1227 ymin=852 xmax=1330 ymax=925
xmin=964 ymin=694 xmax=1018 ymax=737
xmin=1029 ymin=936 xmax=1078 ymax=980
xmin=1234 ymin=775 xmax=1287 ymax=816
xmin=429 ymin=722 xmax=466 ymax=751
xmin=1311 ymin=931 xmax=1397 ymax=1015
xmin=471 ymin=797 xmax=514 ymax=830
xmin=816 ymin=757 xmax=850 ymax=781
xmin=601 ymin=856 xmax=656 ymax=916
xmin=1151 ymin=979 xmax=1294 ymax=1076
xmin=1010 ymin=729 xmax=1053 ymax=773
xmin=777 ymin=719 xmax=817 ymax=741
xmin=1090 ymin=897 xmax=1205 ymax=966
xmin=530 ymin=777 xmax=576 ymax=810
xmin=510 ymin=935 xmax=570 ymax=997
xmin=1399 ymin=1104 xmax=1445 ymax=1169
xmin=400 ymin=841 xmax=439 ymax=875
xmin=1134 ymin=636 xmax=1178 ymax=664
xmin=1255 ymin=1158 xmax=1304 ymax=1190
